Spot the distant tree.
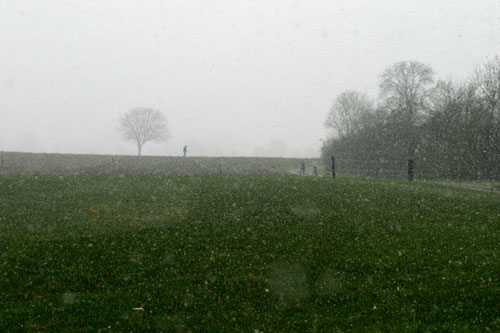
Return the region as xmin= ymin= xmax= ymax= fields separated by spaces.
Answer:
xmin=379 ymin=61 xmax=434 ymax=121
xmin=475 ymin=56 xmax=500 ymax=116
xmin=324 ymin=90 xmax=373 ymax=138
xmin=422 ymin=80 xmax=482 ymax=178
xmin=379 ymin=61 xmax=434 ymax=158
xmin=118 ymin=107 xmax=170 ymax=156
xmin=474 ymin=56 xmax=500 ymax=177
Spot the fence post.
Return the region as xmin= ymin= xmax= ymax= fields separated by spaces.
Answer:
xmin=407 ymin=159 xmax=414 ymax=181
xmin=331 ymin=156 xmax=336 ymax=179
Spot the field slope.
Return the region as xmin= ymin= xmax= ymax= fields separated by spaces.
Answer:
xmin=1 ymin=175 xmax=500 ymax=331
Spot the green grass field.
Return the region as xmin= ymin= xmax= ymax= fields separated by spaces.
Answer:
xmin=1 ymin=175 xmax=500 ymax=331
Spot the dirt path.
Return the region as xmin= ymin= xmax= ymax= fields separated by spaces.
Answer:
xmin=434 ymin=181 xmax=499 ymax=193
xmin=287 ymin=169 xmax=499 ymax=193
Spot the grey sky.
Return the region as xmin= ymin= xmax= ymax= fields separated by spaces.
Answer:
xmin=1 ymin=0 xmax=499 ymax=157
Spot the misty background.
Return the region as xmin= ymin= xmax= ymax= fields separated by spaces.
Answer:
xmin=1 ymin=0 xmax=499 ymax=157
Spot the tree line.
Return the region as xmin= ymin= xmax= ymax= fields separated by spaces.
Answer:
xmin=321 ymin=57 xmax=500 ymax=180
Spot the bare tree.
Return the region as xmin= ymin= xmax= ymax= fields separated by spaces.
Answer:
xmin=379 ymin=61 xmax=434 ymax=123
xmin=379 ymin=61 xmax=434 ymax=158
xmin=475 ymin=56 xmax=500 ymax=117
xmin=118 ymin=107 xmax=170 ymax=156
xmin=474 ymin=56 xmax=500 ymax=177
xmin=325 ymin=90 xmax=373 ymax=138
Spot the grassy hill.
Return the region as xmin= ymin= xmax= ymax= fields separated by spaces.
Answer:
xmin=1 ymin=174 xmax=499 ymax=331
xmin=0 ymin=151 xmax=317 ymax=176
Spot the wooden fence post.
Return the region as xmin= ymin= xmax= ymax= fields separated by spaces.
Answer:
xmin=331 ymin=156 xmax=336 ymax=179
xmin=408 ymin=159 xmax=414 ymax=181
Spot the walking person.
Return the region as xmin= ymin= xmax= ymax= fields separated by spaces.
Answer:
xmin=313 ymin=160 xmax=318 ymax=176
xmin=183 ymin=145 xmax=187 ymax=157
xmin=300 ymin=160 xmax=306 ymax=175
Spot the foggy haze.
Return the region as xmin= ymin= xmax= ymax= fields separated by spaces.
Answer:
xmin=1 ymin=0 xmax=499 ymax=157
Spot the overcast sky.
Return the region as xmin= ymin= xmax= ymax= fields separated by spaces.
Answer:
xmin=1 ymin=0 xmax=499 ymax=157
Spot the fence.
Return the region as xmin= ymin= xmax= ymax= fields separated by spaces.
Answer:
xmin=326 ymin=155 xmax=499 ymax=191
xmin=327 ymin=156 xmax=415 ymax=180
